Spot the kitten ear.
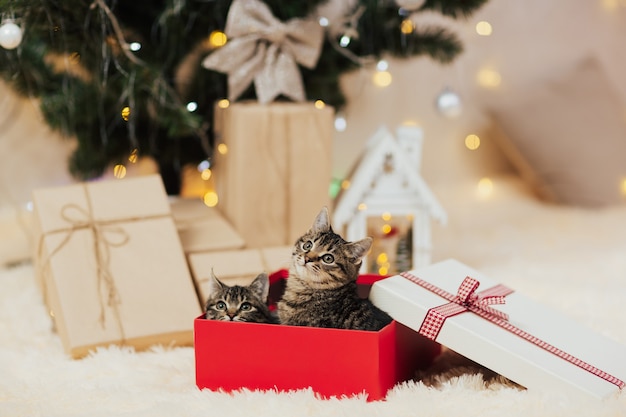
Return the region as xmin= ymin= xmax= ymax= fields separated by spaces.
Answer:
xmin=350 ymin=237 xmax=373 ymax=264
xmin=208 ymin=269 xmax=226 ymax=295
xmin=311 ymin=206 xmax=331 ymax=233
xmin=250 ymin=272 xmax=270 ymax=301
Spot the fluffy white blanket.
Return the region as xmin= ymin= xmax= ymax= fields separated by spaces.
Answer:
xmin=2 ymin=176 xmax=626 ymax=417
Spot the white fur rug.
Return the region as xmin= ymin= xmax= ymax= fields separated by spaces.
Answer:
xmin=2 ymin=176 xmax=626 ymax=417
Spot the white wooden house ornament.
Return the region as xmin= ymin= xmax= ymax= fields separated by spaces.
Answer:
xmin=332 ymin=125 xmax=447 ymax=273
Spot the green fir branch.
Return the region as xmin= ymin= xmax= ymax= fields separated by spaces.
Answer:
xmin=0 ymin=0 xmax=489 ymax=189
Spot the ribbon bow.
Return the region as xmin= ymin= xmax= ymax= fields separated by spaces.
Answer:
xmin=403 ymin=274 xmax=511 ymax=340
xmin=202 ymin=0 xmax=324 ymax=104
xmin=454 ymin=277 xmax=509 ymax=319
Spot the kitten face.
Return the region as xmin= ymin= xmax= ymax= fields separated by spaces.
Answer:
xmin=204 ymin=272 xmax=274 ymax=323
xmin=291 ymin=207 xmax=371 ymax=289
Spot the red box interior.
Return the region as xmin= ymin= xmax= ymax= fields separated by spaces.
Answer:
xmin=194 ymin=270 xmax=440 ymax=401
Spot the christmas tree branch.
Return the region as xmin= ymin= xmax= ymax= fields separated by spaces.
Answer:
xmin=90 ymin=0 xmax=144 ymax=67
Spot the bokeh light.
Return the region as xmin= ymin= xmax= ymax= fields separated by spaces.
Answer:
xmin=465 ymin=134 xmax=481 ymax=150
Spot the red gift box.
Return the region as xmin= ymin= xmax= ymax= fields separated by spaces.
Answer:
xmin=194 ymin=271 xmax=440 ymax=401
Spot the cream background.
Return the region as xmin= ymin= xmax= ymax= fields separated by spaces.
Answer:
xmin=1 ymin=0 xmax=626 ymax=205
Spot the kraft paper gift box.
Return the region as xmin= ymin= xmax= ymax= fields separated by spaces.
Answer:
xmin=212 ymin=101 xmax=334 ymax=248
xmin=194 ymin=274 xmax=440 ymax=401
xmin=188 ymin=246 xmax=291 ymax=303
xmin=169 ymin=197 xmax=245 ymax=255
xmin=368 ymin=258 xmax=626 ymax=400
xmin=32 ymin=175 xmax=202 ymax=359
xmin=0 ymin=206 xmax=33 ymax=267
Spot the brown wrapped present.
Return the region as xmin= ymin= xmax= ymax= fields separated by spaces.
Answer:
xmin=32 ymin=175 xmax=202 ymax=359
xmin=188 ymin=246 xmax=292 ymax=303
xmin=169 ymin=197 xmax=245 ymax=255
xmin=213 ymin=101 xmax=333 ymax=248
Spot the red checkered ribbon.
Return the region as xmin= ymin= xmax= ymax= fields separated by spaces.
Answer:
xmin=400 ymin=272 xmax=625 ymax=390
xmin=416 ymin=275 xmax=511 ymax=340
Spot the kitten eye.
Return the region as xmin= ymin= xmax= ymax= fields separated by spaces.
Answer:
xmin=321 ymin=254 xmax=334 ymax=264
xmin=215 ymin=301 xmax=226 ymax=310
xmin=302 ymin=240 xmax=313 ymax=251
xmin=240 ymin=302 xmax=252 ymax=311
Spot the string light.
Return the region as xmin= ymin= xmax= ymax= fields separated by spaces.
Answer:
xmin=339 ymin=35 xmax=351 ymax=47
xmin=400 ymin=19 xmax=414 ymax=34
xmin=207 ymin=30 xmax=227 ymax=48
xmin=381 ymin=224 xmax=392 ymax=234
xmin=334 ymin=115 xmax=347 ymax=132
xmin=601 ymin=0 xmax=626 ymax=11
xmin=465 ymin=134 xmax=481 ymax=150
xmin=477 ymin=68 xmax=502 ymax=88
xmin=373 ymin=71 xmax=392 ymax=87
xmin=358 ymin=203 xmax=367 ymax=211
xmin=341 ymin=179 xmax=351 ymax=190
xmin=382 ymin=212 xmax=392 ymax=221
xmin=477 ymin=177 xmax=494 ymax=198
xmin=197 ymin=160 xmax=211 ymax=172
xmin=475 ymin=21 xmax=493 ymax=36
xmin=203 ymin=191 xmax=219 ymax=207
xmin=217 ymin=99 xmax=230 ymax=109
xmin=621 ymin=178 xmax=626 ymax=196
xmin=121 ymin=106 xmax=131 ymax=121
xmin=376 ymin=253 xmax=390 ymax=276
xmin=373 ymin=59 xmax=392 ymax=87
xmin=129 ymin=42 xmax=141 ymax=51
xmin=328 ymin=178 xmax=343 ymax=199
xmin=217 ymin=143 xmax=228 ymax=155
xmin=128 ymin=148 xmax=139 ymax=163
xmin=314 ymin=100 xmax=325 ymax=109
xmin=113 ymin=164 xmax=127 ymax=179
xmin=200 ymin=168 xmax=212 ymax=181
xmin=186 ymin=101 xmax=198 ymax=112
xmin=318 ymin=17 xmax=329 ymax=27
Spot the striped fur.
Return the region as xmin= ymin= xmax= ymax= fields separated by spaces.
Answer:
xmin=277 ymin=207 xmax=392 ymax=331
xmin=204 ymin=272 xmax=278 ymax=324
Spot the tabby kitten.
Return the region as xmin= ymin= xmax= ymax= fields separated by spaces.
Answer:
xmin=277 ymin=207 xmax=392 ymax=331
xmin=204 ymin=271 xmax=278 ymax=324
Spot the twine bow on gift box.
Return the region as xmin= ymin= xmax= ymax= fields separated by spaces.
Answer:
xmin=202 ymin=0 xmax=324 ymax=104
xmin=57 ymin=203 xmax=129 ymax=330
xmin=38 ymin=189 xmax=130 ymax=341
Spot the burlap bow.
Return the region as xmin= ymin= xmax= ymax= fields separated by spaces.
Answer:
xmin=202 ymin=0 xmax=324 ymax=104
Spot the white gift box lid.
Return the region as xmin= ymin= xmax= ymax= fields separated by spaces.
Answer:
xmin=369 ymin=259 xmax=626 ymax=399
